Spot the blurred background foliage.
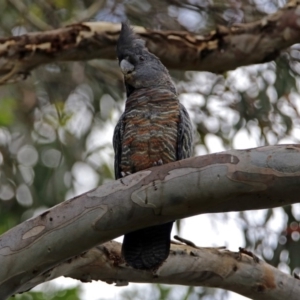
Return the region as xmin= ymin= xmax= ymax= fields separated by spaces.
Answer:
xmin=1 ymin=0 xmax=300 ymax=299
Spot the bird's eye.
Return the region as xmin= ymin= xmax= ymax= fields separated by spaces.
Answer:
xmin=139 ymin=56 xmax=145 ymax=61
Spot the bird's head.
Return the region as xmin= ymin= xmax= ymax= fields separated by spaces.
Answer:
xmin=116 ymin=22 xmax=176 ymax=96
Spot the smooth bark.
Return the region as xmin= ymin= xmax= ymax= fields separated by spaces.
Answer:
xmin=0 ymin=144 xmax=300 ymax=298
xmin=15 ymin=240 xmax=300 ymax=300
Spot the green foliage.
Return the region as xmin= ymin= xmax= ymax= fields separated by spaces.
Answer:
xmin=0 ymin=98 xmax=16 ymax=126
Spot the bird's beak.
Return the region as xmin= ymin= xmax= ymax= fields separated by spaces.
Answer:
xmin=120 ymin=59 xmax=134 ymax=75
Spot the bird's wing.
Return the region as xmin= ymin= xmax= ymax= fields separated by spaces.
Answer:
xmin=113 ymin=113 xmax=125 ymax=179
xmin=177 ymin=103 xmax=193 ymax=160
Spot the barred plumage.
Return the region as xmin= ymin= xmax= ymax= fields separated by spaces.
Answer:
xmin=113 ymin=22 xmax=193 ymax=270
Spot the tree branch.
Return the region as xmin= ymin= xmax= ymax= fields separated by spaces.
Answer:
xmin=1 ymin=1 xmax=300 ymax=84
xmin=0 ymin=145 xmax=300 ymax=298
xmin=16 ymin=240 xmax=300 ymax=300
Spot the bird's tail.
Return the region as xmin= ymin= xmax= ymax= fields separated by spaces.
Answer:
xmin=122 ymin=222 xmax=173 ymax=270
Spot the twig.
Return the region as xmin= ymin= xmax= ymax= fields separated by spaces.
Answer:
xmin=174 ymin=235 xmax=197 ymax=247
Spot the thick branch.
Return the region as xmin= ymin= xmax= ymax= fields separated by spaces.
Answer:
xmin=16 ymin=241 xmax=300 ymax=300
xmin=1 ymin=1 xmax=300 ymax=84
xmin=0 ymin=145 xmax=300 ymax=298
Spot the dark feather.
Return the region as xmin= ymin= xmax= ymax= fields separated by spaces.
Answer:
xmin=113 ymin=21 xmax=193 ymax=270
xmin=113 ymin=114 xmax=124 ymax=179
xmin=177 ymin=104 xmax=193 ymax=160
xmin=117 ymin=22 xmax=146 ymax=62
xmin=122 ymin=222 xmax=173 ymax=270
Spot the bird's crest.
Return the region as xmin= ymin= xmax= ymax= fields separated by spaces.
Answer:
xmin=117 ymin=22 xmax=145 ymax=60
xmin=116 ymin=21 xmax=176 ymax=95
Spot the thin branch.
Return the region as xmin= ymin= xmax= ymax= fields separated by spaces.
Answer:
xmin=15 ymin=241 xmax=300 ymax=300
xmin=0 ymin=145 xmax=300 ymax=298
xmin=1 ymin=1 xmax=300 ymax=84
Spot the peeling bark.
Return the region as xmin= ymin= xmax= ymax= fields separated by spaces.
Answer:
xmin=15 ymin=241 xmax=300 ymax=300
xmin=0 ymin=145 xmax=300 ymax=298
xmin=1 ymin=1 xmax=300 ymax=84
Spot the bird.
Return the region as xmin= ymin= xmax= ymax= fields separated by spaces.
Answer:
xmin=113 ymin=22 xmax=193 ymax=270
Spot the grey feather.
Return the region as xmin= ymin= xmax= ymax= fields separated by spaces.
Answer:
xmin=113 ymin=22 xmax=193 ymax=270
